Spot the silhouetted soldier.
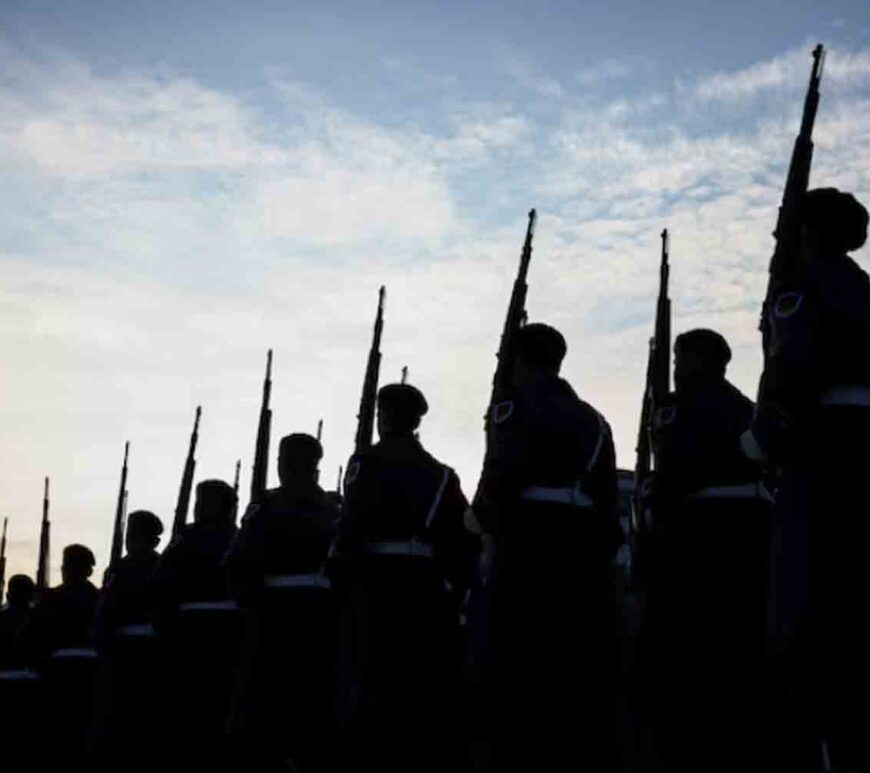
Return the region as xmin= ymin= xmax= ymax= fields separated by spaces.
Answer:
xmin=151 ymin=480 xmax=241 ymax=769
xmin=0 ymin=574 xmax=35 ymax=669
xmin=466 ymin=323 xmax=621 ymax=772
xmin=17 ymin=545 xmax=99 ymax=766
xmin=225 ymin=433 xmax=340 ymax=771
xmin=642 ymin=329 xmax=771 ymax=771
xmin=0 ymin=574 xmax=41 ymax=759
xmin=152 ymin=480 xmax=238 ymax=616
xmin=98 ymin=509 xmax=163 ymax=635
xmin=333 ymin=383 xmax=479 ymax=772
xmin=21 ymin=544 xmax=99 ymax=665
xmin=93 ymin=512 xmax=164 ymax=772
xmin=748 ymin=188 xmax=870 ymax=771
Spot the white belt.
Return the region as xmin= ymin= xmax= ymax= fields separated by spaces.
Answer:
xmin=178 ymin=600 xmax=240 ymax=613
xmin=363 ymin=541 xmax=434 ymax=559
xmin=685 ymin=483 xmax=773 ymax=503
xmin=263 ymin=573 xmax=331 ymax=590
xmin=821 ymin=385 xmax=870 ymax=407
xmin=519 ymin=485 xmax=594 ymax=508
xmin=114 ymin=623 xmax=156 ymax=639
xmin=0 ymin=669 xmax=41 ymax=681
xmin=50 ymin=648 xmax=99 ymax=659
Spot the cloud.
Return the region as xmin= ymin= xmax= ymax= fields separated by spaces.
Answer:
xmin=501 ymin=54 xmax=565 ymax=99
xmin=575 ymin=58 xmax=633 ymax=87
xmin=693 ymin=44 xmax=870 ymax=103
xmin=1 ymin=40 xmax=869 ymax=583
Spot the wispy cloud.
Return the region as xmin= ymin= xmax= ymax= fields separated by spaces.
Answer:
xmin=1 ymin=41 xmax=869 ymax=582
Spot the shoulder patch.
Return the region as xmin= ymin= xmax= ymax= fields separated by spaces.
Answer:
xmin=656 ymin=406 xmax=677 ymax=428
xmin=345 ymin=460 xmax=361 ymax=486
xmin=774 ymin=291 xmax=803 ymax=319
xmin=492 ymin=401 xmax=514 ymax=425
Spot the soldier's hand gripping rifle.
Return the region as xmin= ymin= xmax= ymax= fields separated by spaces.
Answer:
xmin=250 ymin=350 xmax=273 ymax=504
xmin=354 ymin=287 xmax=386 ymax=453
xmin=633 ymin=229 xmax=671 ymax=533
xmin=0 ymin=517 xmax=8 ymax=601
xmin=36 ymin=477 xmax=51 ymax=592
xmin=172 ymin=407 xmax=202 ymax=538
xmin=109 ymin=442 xmax=130 ymax=571
xmin=761 ymin=45 xmax=825 ymax=326
xmin=485 ymin=209 xmax=537 ymax=428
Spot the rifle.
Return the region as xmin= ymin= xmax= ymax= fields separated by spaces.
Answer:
xmin=354 ymin=287 xmax=386 ymax=453
xmin=110 ymin=442 xmax=130 ymax=570
xmin=36 ymin=477 xmax=50 ymax=592
xmin=761 ymin=45 xmax=825 ymax=338
xmin=485 ymin=209 xmax=536 ymax=425
xmin=337 ymin=465 xmax=343 ymax=493
xmin=401 ymin=366 xmax=408 ymax=385
xmin=172 ymin=406 xmax=202 ymax=538
xmin=315 ymin=419 xmax=324 ymax=483
xmin=0 ymin=518 xmax=8 ymax=602
xmin=633 ymin=229 xmax=671 ymax=532
xmin=250 ymin=350 xmax=273 ymax=504
xmin=232 ymin=459 xmax=241 ymax=520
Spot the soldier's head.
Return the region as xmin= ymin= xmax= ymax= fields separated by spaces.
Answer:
xmin=376 ymin=383 xmax=428 ymax=438
xmin=512 ymin=323 xmax=567 ymax=383
xmin=802 ymin=188 xmax=868 ymax=258
xmin=125 ymin=510 xmax=163 ymax=557
xmin=674 ymin=329 xmax=731 ymax=391
xmin=61 ymin=544 xmax=95 ymax=585
xmin=278 ymin=433 xmax=323 ymax=486
xmin=6 ymin=574 xmax=35 ymax=608
xmin=194 ymin=480 xmax=237 ymax=527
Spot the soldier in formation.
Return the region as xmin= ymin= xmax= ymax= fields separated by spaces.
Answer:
xmin=0 ymin=574 xmax=35 ymax=668
xmin=748 ymin=187 xmax=870 ymax=771
xmin=466 ymin=323 xmax=622 ymax=771
xmin=225 ymin=432 xmax=339 ymax=771
xmin=640 ymin=329 xmax=771 ymax=771
xmin=334 ymin=382 xmax=478 ymax=772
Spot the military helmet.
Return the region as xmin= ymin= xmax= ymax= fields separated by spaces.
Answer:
xmin=126 ymin=510 xmax=164 ymax=539
xmin=279 ymin=433 xmax=323 ymax=465
xmin=63 ymin=543 xmax=96 ymax=569
xmin=675 ymin=328 xmax=732 ymax=366
xmin=377 ymin=383 xmax=429 ymax=419
xmin=804 ymin=188 xmax=868 ymax=252
xmin=515 ymin=323 xmax=567 ymax=371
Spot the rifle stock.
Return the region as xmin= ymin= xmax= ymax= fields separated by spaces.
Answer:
xmin=172 ymin=406 xmax=202 ymax=537
xmin=250 ymin=350 xmax=273 ymax=504
xmin=354 ymin=287 xmax=386 ymax=453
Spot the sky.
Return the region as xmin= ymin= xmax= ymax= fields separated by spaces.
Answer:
xmin=1 ymin=0 xmax=869 ymax=583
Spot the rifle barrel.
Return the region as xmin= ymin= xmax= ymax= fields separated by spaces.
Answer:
xmin=172 ymin=406 xmax=202 ymax=537
xmin=354 ymin=287 xmax=386 ymax=453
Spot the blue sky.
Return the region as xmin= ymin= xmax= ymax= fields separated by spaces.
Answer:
xmin=1 ymin=0 xmax=869 ymax=581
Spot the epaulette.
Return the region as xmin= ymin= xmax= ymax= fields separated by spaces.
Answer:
xmin=774 ymin=291 xmax=803 ymax=319
xmin=491 ymin=401 xmax=514 ymax=425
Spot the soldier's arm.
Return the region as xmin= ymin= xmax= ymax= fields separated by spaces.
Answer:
xmin=752 ymin=289 xmax=824 ymax=458
xmin=431 ymin=470 xmax=481 ymax=595
xmin=587 ymin=419 xmax=622 ymax=557
xmin=223 ymin=505 xmax=268 ymax=601
xmin=332 ymin=454 xmax=378 ymax=555
xmin=473 ymin=399 xmax=532 ymax=533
